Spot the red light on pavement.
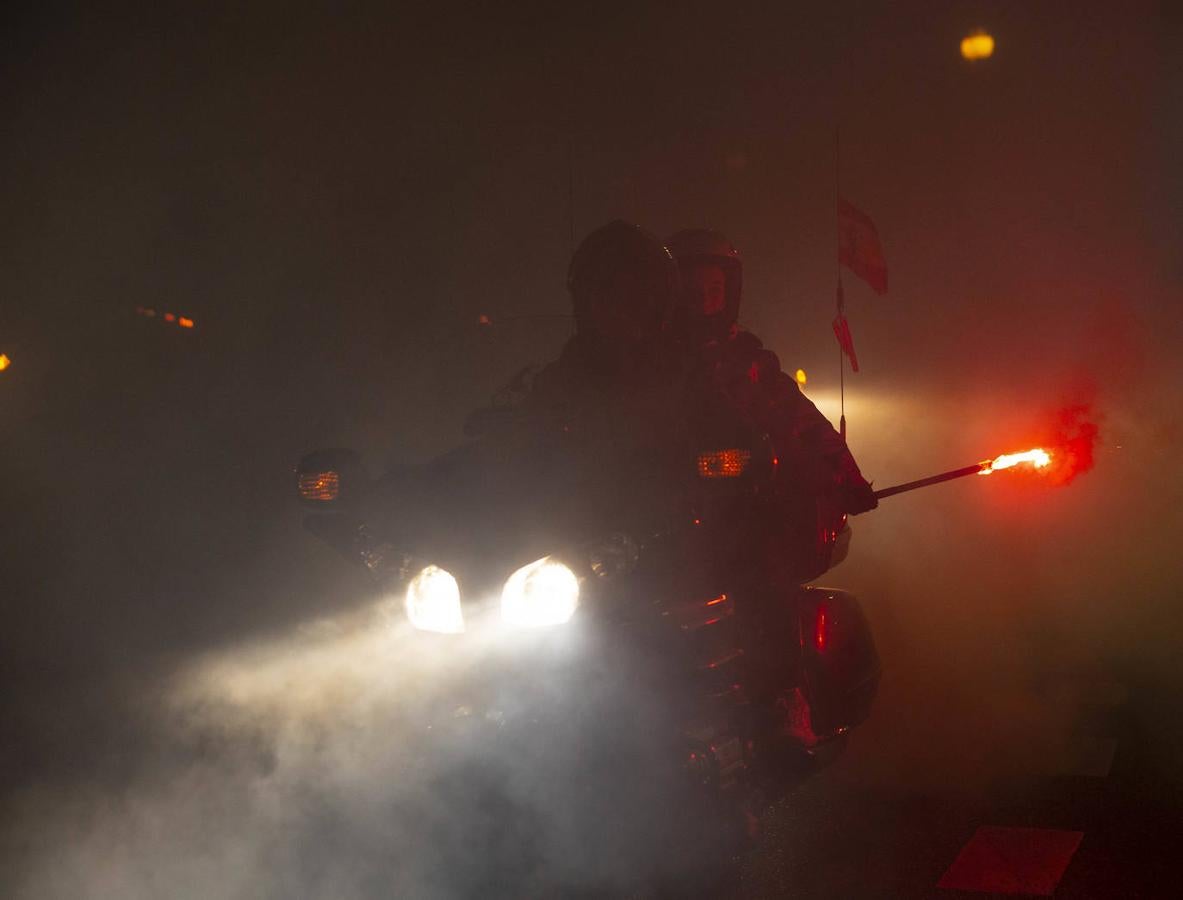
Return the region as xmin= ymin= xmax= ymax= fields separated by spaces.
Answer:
xmin=815 ymin=606 xmax=828 ymax=651
xmin=939 ymin=826 xmax=1082 ymax=894
xmin=164 ymin=312 xmax=176 ymax=322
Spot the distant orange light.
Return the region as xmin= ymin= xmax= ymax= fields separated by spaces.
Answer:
xmin=961 ymin=31 xmax=995 ymax=60
xmin=697 ymin=448 xmax=751 ymax=478
xmin=164 ymin=312 xmax=176 ymax=322
xmin=978 ymin=448 xmax=1051 ymax=475
xmin=143 ymin=308 xmax=157 ymax=318
xmin=178 ymin=317 xmax=194 ymax=328
xmin=0 ymin=353 xmax=10 ymax=372
xmin=795 ymin=368 xmax=807 ymax=387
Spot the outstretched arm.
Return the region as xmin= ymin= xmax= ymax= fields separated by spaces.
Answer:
xmin=761 ymin=364 xmax=878 ymax=515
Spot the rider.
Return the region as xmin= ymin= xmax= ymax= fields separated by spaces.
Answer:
xmin=665 ymin=228 xmax=877 ymax=515
xmin=532 ymin=223 xmax=842 ymax=748
xmin=465 ymin=220 xmax=683 ymax=438
xmin=536 ymin=219 xmax=684 ymax=399
xmin=521 ymin=221 xmax=693 ymax=538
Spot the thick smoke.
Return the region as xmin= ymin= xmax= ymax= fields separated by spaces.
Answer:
xmin=3 ymin=4 xmax=1182 ymax=898
xmin=3 ymin=607 xmax=700 ymax=899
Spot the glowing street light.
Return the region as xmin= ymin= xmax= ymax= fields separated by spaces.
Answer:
xmin=960 ymin=30 xmax=995 ymax=61
xmin=0 ymin=353 xmax=10 ymax=372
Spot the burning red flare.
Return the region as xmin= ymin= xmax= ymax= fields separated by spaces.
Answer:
xmin=978 ymin=448 xmax=1052 ymax=475
xmin=978 ymin=405 xmax=1100 ymax=486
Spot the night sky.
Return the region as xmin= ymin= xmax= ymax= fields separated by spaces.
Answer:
xmin=1 ymin=2 xmax=1181 ymax=896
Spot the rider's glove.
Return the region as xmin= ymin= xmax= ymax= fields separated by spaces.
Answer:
xmin=842 ymin=480 xmax=878 ymax=515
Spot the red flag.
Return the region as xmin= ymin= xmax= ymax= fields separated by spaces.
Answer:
xmin=838 ymin=197 xmax=888 ymax=295
xmin=832 ymin=312 xmax=859 ymax=373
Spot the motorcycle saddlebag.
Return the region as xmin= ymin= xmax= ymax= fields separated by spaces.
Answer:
xmin=796 ymin=586 xmax=881 ymax=737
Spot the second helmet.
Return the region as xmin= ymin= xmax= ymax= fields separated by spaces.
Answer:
xmin=665 ymin=228 xmax=743 ymax=341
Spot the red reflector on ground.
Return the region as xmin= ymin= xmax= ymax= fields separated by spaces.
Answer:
xmin=937 ymin=826 xmax=1083 ymax=895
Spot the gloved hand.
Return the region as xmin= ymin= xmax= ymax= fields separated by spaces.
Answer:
xmin=842 ymin=479 xmax=879 ymax=515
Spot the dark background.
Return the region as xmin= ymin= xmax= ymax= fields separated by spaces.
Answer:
xmin=1 ymin=2 xmax=1180 ymax=896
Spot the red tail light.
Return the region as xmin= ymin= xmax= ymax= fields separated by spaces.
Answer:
xmin=815 ymin=605 xmax=828 ymax=651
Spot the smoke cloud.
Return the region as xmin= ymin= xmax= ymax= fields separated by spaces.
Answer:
xmin=4 ymin=608 xmax=705 ymax=899
xmin=3 ymin=3 xmax=1182 ymax=898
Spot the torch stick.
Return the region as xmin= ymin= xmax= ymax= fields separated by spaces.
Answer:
xmin=874 ymin=448 xmax=1053 ymax=500
xmin=873 ymin=463 xmax=986 ymax=500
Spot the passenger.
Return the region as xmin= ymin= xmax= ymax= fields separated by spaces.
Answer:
xmin=666 ymin=228 xmax=876 ymax=515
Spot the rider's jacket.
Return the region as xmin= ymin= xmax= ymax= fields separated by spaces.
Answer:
xmin=699 ymin=329 xmax=875 ymax=513
xmin=470 ymin=328 xmax=854 ymax=583
xmin=522 ymin=332 xmax=696 ymax=531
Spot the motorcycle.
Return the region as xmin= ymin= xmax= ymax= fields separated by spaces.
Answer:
xmin=294 ymin=388 xmax=880 ymax=890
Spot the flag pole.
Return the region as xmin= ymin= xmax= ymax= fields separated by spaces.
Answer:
xmin=567 ymin=136 xmax=576 ymax=256
xmin=836 ymin=126 xmax=846 ymax=440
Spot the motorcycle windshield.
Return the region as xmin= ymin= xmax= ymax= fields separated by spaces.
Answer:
xmin=368 ymin=421 xmax=686 ymax=591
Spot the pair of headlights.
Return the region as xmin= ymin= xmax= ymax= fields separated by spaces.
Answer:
xmin=404 ymin=557 xmax=580 ymax=634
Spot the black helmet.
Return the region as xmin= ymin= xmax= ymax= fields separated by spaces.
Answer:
xmin=567 ymin=221 xmax=681 ymax=342
xmin=665 ymin=228 xmax=743 ymax=343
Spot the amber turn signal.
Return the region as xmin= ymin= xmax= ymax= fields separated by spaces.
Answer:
xmin=298 ymin=471 xmax=340 ymax=501
xmin=697 ymin=449 xmax=751 ymax=479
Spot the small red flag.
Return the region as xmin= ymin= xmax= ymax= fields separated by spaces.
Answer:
xmin=838 ymin=197 xmax=888 ymax=295
xmin=832 ymin=312 xmax=859 ymax=373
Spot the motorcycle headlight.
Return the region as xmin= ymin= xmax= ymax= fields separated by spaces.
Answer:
xmin=405 ymin=565 xmax=464 ymax=634
xmin=501 ymin=557 xmax=580 ymax=628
